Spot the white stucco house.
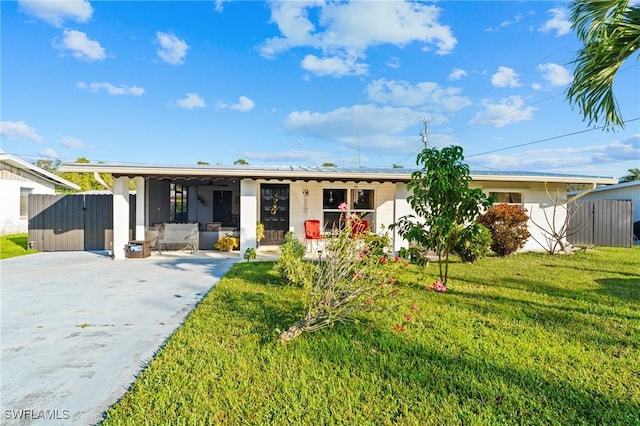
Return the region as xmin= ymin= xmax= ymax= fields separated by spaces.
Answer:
xmin=58 ymin=161 xmax=617 ymax=260
xmin=1 ymin=153 xmax=79 ymax=236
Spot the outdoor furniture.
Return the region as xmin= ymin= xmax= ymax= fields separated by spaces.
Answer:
xmin=351 ymin=219 xmax=369 ymax=238
xmin=304 ymin=220 xmax=325 ymax=252
xmin=157 ymin=223 xmax=199 ymax=254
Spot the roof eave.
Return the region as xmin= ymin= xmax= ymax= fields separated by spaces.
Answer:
xmin=2 ymin=154 xmax=81 ymax=190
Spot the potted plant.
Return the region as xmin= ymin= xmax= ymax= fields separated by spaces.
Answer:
xmin=215 ymin=235 xmax=239 ymax=252
xmin=256 ymin=222 xmax=265 ymax=247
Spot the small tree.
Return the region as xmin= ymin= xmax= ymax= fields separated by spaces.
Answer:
xmin=478 ymin=204 xmax=531 ymax=256
xmin=392 ymin=145 xmax=493 ymax=285
xmin=278 ymin=217 xmax=395 ymax=344
xmin=233 ymin=158 xmax=249 ymax=165
xmin=528 ymin=183 xmax=591 ymax=254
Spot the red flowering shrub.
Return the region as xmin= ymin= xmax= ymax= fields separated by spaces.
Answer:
xmin=478 ymin=204 xmax=531 ymax=256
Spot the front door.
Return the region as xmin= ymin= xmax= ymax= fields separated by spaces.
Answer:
xmin=260 ymin=184 xmax=289 ymax=245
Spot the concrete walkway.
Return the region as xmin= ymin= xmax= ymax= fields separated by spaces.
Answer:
xmin=0 ymin=250 xmax=246 ymax=425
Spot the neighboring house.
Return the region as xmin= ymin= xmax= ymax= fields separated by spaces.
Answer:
xmin=570 ymin=179 xmax=640 ymax=241
xmin=0 ymin=153 xmax=80 ymax=235
xmin=58 ymin=161 xmax=617 ymax=259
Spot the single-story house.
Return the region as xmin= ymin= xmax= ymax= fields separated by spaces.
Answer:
xmin=1 ymin=153 xmax=79 ymax=235
xmin=58 ymin=161 xmax=617 ymax=260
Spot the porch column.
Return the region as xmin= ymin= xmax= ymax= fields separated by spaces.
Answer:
xmin=113 ymin=176 xmax=130 ymax=260
xmin=133 ymin=177 xmax=145 ymax=240
xmin=239 ymin=179 xmax=257 ymax=254
xmin=393 ymin=183 xmax=411 ymax=254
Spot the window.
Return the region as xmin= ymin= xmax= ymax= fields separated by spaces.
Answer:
xmin=322 ymin=189 xmax=347 ymax=230
xmin=322 ymin=188 xmax=375 ymax=230
xmin=20 ymin=188 xmax=32 ymax=218
xmin=170 ymin=184 xmax=188 ymax=222
xmin=490 ymin=192 xmax=522 ymax=205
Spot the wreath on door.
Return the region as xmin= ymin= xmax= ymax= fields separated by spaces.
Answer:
xmin=270 ymin=193 xmax=279 ymax=215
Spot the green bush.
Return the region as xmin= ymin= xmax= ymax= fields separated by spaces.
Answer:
xmin=398 ymin=245 xmax=430 ymax=268
xmin=364 ymin=232 xmax=390 ymax=258
xmin=453 ymin=223 xmax=492 ymax=263
xmin=478 ymin=204 xmax=531 ymax=256
xmin=215 ymin=235 xmax=239 ymax=251
xmin=273 ymin=232 xmax=316 ymax=288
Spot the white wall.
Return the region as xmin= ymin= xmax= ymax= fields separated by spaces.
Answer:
xmin=0 ymin=166 xmax=57 ymax=235
xmin=271 ymin=180 xmax=398 ymax=243
xmin=473 ymin=181 xmax=569 ymax=252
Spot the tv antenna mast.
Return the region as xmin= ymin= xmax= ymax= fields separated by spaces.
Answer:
xmin=420 ymin=118 xmax=428 ymax=149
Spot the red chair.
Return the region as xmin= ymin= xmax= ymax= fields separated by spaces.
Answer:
xmin=304 ymin=220 xmax=325 ymax=252
xmin=351 ymin=219 xmax=369 ymax=238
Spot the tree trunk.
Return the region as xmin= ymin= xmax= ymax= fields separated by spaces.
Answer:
xmin=279 ymin=323 xmax=304 ymax=344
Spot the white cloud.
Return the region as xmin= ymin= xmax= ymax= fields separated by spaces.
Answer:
xmin=245 ymin=150 xmax=331 ymax=163
xmin=39 ymin=148 xmax=58 ymax=158
xmin=469 ymin=96 xmax=536 ymax=127
xmin=230 ymin=96 xmax=255 ymax=112
xmin=475 ymin=135 xmax=640 ymax=173
xmin=486 ymin=13 xmax=523 ymax=32
xmin=214 ymin=0 xmax=231 ymax=13
xmin=537 ymin=63 xmax=572 ymax=87
xmin=285 ymin=104 xmax=421 ymax=149
xmin=449 ymin=68 xmax=467 ymax=81
xmin=156 ymin=32 xmax=189 ymax=65
xmin=54 ymin=30 xmax=106 ymax=62
xmin=0 ymin=120 xmax=43 ymax=142
xmin=365 ymin=79 xmax=471 ymax=113
xmin=539 ymin=8 xmax=571 ymax=37
xmin=491 ymin=66 xmax=520 ymax=88
xmin=386 ymin=56 xmax=401 ymax=69
xmin=77 ymin=81 xmax=145 ymax=96
xmin=61 ymin=137 xmax=86 ymax=149
xmin=217 ymin=96 xmax=256 ymax=112
xmin=259 ymin=1 xmax=456 ymax=76
xmin=301 ymin=53 xmax=368 ymax=77
xmin=176 ymin=93 xmax=206 ymax=109
xmin=18 ymin=0 xmax=92 ymax=27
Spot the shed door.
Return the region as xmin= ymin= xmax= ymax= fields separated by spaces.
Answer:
xmin=260 ymin=184 xmax=289 ymax=245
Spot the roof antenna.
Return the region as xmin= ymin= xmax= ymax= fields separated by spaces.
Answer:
xmin=354 ymin=106 xmax=361 ymax=168
xmin=420 ymin=118 xmax=429 ymax=150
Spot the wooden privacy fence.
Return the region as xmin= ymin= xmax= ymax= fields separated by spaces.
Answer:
xmin=567 ymin=199 xmax=633 ymax=248
xmin=28 ymin=194 xmax=136 ymax=251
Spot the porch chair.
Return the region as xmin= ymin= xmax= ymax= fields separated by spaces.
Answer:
xmin=304 ymin=220 xmax=325 ymax=252
xmin=350 ymin=219 xmax=369 ymax=238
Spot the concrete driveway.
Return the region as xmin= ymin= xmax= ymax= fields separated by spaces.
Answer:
xmin=1 ymin=250 xmax=240 ymax=425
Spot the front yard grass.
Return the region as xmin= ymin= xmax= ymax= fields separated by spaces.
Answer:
xmin=102 ymin=247 xmax=640 ymax=425
xmin=0 ymin=233 xmax=37 ymax=259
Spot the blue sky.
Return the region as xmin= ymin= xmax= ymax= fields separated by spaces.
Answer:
xmin=1 ymin=0 xmax=638 ymax=179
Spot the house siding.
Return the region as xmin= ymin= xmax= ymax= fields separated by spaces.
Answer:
xmin=1 ymin=165 xmax=57 ymax=235
xmin=469 ymin=181 xmax=569 ymax=252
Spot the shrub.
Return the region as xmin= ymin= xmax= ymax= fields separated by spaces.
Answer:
xmin=273 ymin=232 xmax=316 ymax=288
xmin=243 ymin=247 xmax=256 ymax=261
xmin=363 ymin=232 xmax=391 ymax=258
xmin=215 ymin=235 xmax=239 ymax=251
xmin=453 ymin=223 xmax=492 ymax=263
xmin=398 ymin=245 xmax=430 ymax=268
xmin=279 ymin=223 xmax=396 ymax=344
xmin=478 ymin=204 xmax=531 ymax=256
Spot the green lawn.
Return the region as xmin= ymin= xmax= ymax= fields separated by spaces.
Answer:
xmin=0 ymin=233 xmax=37 ymax=259
xmin=102 ymin=247 xmax=640 ymax=425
